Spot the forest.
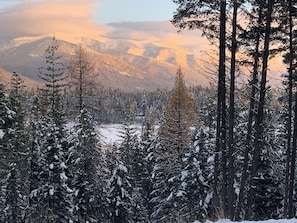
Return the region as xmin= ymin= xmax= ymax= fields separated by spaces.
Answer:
xmin=1 ymin=0 xmax=297 ymax=222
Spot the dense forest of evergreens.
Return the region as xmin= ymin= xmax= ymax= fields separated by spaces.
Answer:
xmin=0 ymin=39 xmax=289 ymax=223
xmin=2 ymin=0 xmax=297 ymax=222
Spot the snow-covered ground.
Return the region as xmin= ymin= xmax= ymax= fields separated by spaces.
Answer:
xmin=99 ymin=124 xmax=144 ymax=146
xmin=196 ymin=219 xmax=297 ymax=223
xmin=99 ymin=124 xmax=128 ymax=145
xmin=67 ymin=123 xmax=143 ymax=147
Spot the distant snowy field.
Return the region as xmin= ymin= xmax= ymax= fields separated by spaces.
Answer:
xmin=99 ymin=124 xmax=130 ymax=145
xmin=199 ymin=219 xmax=297 ymax=223
xmin=66 ymin=123 xmax=144 ymax=146
xmin=99 ymin=124 xmax=143 ymax=145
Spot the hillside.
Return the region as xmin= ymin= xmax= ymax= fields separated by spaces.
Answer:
xmin=0 ymin=33 xmax=211 ymax=91
xmin=0 ymin=67 xmax=41 ymax=90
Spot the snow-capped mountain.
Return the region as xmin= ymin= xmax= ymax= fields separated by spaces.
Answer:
xmin=0 ymin=32 xmax=212 ymax=91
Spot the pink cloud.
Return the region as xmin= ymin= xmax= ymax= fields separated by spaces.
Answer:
xmin=0 ymin=1 xmax=213 ymax=57
xmin=0 ymin=0 xmax=109 ymax=39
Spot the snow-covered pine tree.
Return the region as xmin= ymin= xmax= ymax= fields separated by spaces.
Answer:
xmin=7 ymin=71 xmax=28 ymax=186
xmin=31 ymin=116 xmax=72 ymax=222
xmin=0 ymin=82 xmax=9 ymax=208
xmin=118 ymin=122 xmax=149 ymax=222
xmin=178 ymin=134 xmax=212 ymax=222
xmin=251 ymin=94 xmax=283 ymax=220
xmin=0 ymin=73 xmax=29 ymax=222
xmin=2 ymin=163 xmax=23 ymax=222
xmin=28 ymin=36 xmax=73 ymax=222
xmin=68 ymin=107 xmax=108 ymax=222
xmin=140 ymin=121 xmax=157 ymax=220
xmin=106 ymin=147 xmax=133 ymax=223
xmin=192 ymin=86 xmax=217 ymax=220
xmin=26 ymin=95 xmax=44 ymax=222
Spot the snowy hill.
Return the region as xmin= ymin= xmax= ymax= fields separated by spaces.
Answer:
xmin=0 ymin=32 xmax=211 ymax=91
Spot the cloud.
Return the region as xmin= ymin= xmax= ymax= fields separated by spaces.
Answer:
xmin=0 ymin=0 xmax=109 ymax=40
xmin=108 ymin=21 xmax=177 ymax=33
xmin=105 ymin=20 xmax=211 ymax=53
xmin=0 ymin=0 xmax=212 ymax=55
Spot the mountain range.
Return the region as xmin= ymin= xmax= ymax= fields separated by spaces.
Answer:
xmin=0 ymin=32 xmax=211 ymax=91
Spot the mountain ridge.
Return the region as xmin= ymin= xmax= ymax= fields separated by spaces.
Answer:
xmin=0 ymin=32 xmax=211 ymax=91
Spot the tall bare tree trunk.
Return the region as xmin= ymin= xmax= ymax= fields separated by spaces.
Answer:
xmin=247 ymin=0 xmax=274 ymax=219
xmin=235 ymin=5 xmax=263 ymax=220
xmin=228 ymin=0 xmax=239 ymax=219
xmin=213 ymin=0 xmax=227 ymax=219
xmin=284 ymin=0 xmax=294 ymax=217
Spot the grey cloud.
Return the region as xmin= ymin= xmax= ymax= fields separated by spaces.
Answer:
xmin=107 ymin=20 xmax=177 ymax=33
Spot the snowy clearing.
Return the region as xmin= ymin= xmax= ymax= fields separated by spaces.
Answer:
xmin=67 ymin=123 xmax=145 ymax=146
xmin=199 ymin=219 xmax=297 ymax=223
xmin=99 ymin=124 xmax=126 ymax=145
xmin=99 ymin=124 xmax=144 ymax=145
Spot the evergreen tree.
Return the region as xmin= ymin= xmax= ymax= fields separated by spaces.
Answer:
xmin=68 ymin=107 xmax=108 ymax=222
xmin=247 ymin=1 xmax=276 ymax=219
xmin=0 ymin=73 xmax=28 ymax=222
xmin=7 ymin=72 xmax=28 ymax=181
xmin=106 ymin=147 xmax=133 ymax=223
xmin=193 ymin=125 xmax=216 ymax=219
xmin=27 ymin=95 xmax=44 ymax=222
xmin=178 ymin=141 xmax=210 ymax=222
xmin=2 ymin=163 xmax=23 ymax=222
xmin=118 ymin=123 xmax=149 ymax=222
xmin=38 ymin=36 xmax=67 ymax=126
xmin=278 ymin=0 xmax=297 ymax=217
xmin=251 ymin=94 xmax=284 ymax=220
xmin=29 ymin=36 xmax=72 ymax=222
xmin=30 ymin=116 xmax=72 ymax=222
xmin=0 ymin=82 xmax=10 ymax=210
xmin=140 ymin=121 xmax=157 ymax=220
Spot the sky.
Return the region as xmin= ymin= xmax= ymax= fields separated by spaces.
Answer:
xmin=95 ymin=0 xmax=177 ymax=24
xmin=0 ymin=0 xmax=207 ymax=51
xmin=0 ymin=0 xmax=177 ymax=24
xmin=0 ymin=0 xmax=286 ymax=84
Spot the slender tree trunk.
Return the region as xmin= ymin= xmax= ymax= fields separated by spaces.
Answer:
xmin=213 ymin=0 xmax=227 ymax=218
xmin=235 ymin=6 xmax=262 ymax=220
xmin=288 ymin=1 xmax=296 ymax=213
xmin=289 ymin=90 xmax=297 ymax=218
xmin=228 ymin=0 xmax=238 ymax=219
xmin=284 ymin=0 xmax=293 ymax=217
xmin=247 ymin=0 xmax=274 ymax=219
xmin=220 ymin=0 xmax=228 ymax=216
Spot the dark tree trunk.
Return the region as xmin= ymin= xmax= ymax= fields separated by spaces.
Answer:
xmin=227 ymin=0 xmax=238 ymax=219
xmin=289 ymin=89 xmax=297 ymax=218
xmin=213 ymin=0 xmax=227 ymax=219
xmin=235 ymin=5 xmax=263 ymax=220
xmin=284 ymin=0 xmax=294 ymax=217
xmin=247 ymin=0 xmax=274 ymax=219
